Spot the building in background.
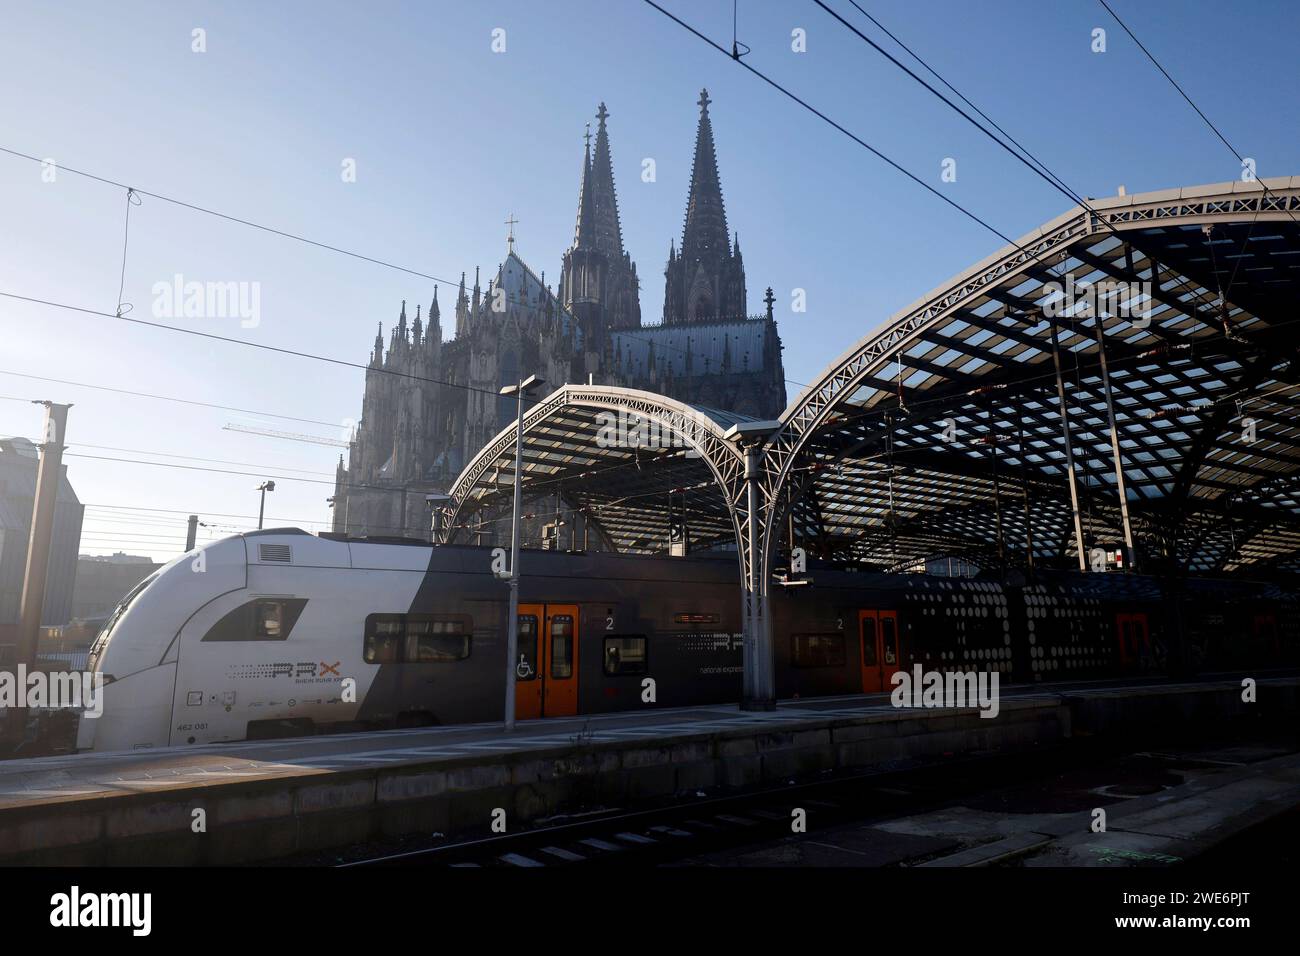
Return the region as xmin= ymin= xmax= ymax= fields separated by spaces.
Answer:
xmin=70 ymin=552 xmax=160 ymax=621
xmin=0 ymin=436 xmax=84 ymax=627
xmin=335 ymin=90 xmax=787 ymax=539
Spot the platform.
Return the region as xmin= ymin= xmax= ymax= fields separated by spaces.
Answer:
xmin=0 ymin=675 xmax=1294 ymax=864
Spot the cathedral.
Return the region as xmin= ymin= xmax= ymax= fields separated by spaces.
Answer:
xmin=332 ymin=90 xmax=787 ymax=540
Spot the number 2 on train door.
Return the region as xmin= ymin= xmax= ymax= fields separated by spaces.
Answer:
xmin=858 ymin=609 xmax=901 ymax=694
xmin=515 ymin=603 xmax=580 ymax=719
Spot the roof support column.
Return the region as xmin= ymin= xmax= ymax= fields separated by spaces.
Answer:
xmin=1018 ymin=418 xmax=1035 ymax=569
xmin=1091 ymin=307 xmax=1138 ymax=570
xmin=1048 ymin=315 xmax=1088 ymax=571
xmin=740 ymin=443 xmax=775 ymax=710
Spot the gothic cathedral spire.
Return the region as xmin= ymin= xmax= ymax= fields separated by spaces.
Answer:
xmin=681 ymin=88 xmax=728 ymax=266
xmin=584 ymin=103 xmax=624 ymax=256
xmin=663 ymin=89 xmax=747 ymax=326
xmin=562 ymin=101 xmax=641 ymax=337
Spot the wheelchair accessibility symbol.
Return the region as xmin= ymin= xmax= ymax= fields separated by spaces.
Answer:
xmin=516 ymin=655 xmax=533 ymax=679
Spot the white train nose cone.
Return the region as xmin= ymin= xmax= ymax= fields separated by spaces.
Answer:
xmin=75 ymin=709 xmax=97 ymax=751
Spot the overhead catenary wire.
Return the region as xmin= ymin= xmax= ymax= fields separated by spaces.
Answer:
xmin=644 ymin=0 xmax=1280 ymax=389
xmin=1097 ymin=0 xmax=1298 ymax=227
xmin=817 ymin=0 xmax=1288 ymax=300
xmin=69 ymin=442 xmax=338 ymax=477
xmin=0 ymin=145 xmax=458 ymax=287
xmin=115 ymin=187 xmax=141 ymax=316
xmin=1093 ymin=0 xmax=1299 ymax=309
xmin=0 ymin=290 xmax=506 ymax=400
xmin=0 ymin=368 xmax=346 ymax=429
xmin=640 ymin=0 xmax=1024 ymax=250
xmin=2 ymin=135 xmax=814 ymax=392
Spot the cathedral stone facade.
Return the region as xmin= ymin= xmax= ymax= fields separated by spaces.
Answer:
xmin=333 ymin=91 xmax=787 ymax=539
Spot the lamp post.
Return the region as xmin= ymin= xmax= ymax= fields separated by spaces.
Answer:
xmin=257 ymin=480 xmax=275 ymax=529
xmin=499 ymin=374 xmax=545 ymax=731
xmin=424 ymin=492 xmax=451 ymax=543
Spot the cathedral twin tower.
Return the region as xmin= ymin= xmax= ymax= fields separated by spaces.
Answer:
xmin=561 ymin=90 xmax=750 ymax=333
xmin=334 ymin=90 xmax=787 ymax=539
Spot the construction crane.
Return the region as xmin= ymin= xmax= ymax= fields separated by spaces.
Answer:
xmin=223 ymin=423 xmax=350 ymax=447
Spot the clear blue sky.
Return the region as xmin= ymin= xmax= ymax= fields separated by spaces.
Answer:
xmin=2 ymin=0 xmax=1296 ymax=561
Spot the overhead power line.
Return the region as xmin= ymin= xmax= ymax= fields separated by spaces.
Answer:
xmin=0 ymin=368 xmax=345 ymax=429
xmin=0 ymin=145 xmax=456 ymax=286
xmin=0 ymin=290 xmax=505 ymax=400
xmin=640 ymin=0 xmax=1023 ymax=248
xmin=816 ymin=0 xmax=1294 ymax=279
xmin=1096 ymin=0 xmax=1269 ymax=177
xmin=70 ymin=442 xmax=338 ymax=476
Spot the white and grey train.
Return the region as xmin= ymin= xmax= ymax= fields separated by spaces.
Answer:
xmin=76 ymin=528 xmax=1296 ymax=752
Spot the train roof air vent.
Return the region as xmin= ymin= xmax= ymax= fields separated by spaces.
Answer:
xmin=258 ymin=544 xmax=293 ymax=563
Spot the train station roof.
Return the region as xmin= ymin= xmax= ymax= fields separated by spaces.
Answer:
xmin=443 ymin=178 xmax=1300 ymax=577
xmin=440 ymin=387 xmax=754 ymax=553
xmin=768 ymin=177 xmax=1300 ymax=574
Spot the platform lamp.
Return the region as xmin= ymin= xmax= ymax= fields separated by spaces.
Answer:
xmin=499 ymin=374 xmax=545 ymax=731
xmin=256 ymin=480 xmax=276 ymax=530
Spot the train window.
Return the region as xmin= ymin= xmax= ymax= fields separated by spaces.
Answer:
xmin=517 ymin=614 xmax=539 ymax=681
xmin=604 ymin=636 xmax=648 ymax=675
xmin=363 ymin=614 xmax=403 ymax=663
xmin=404 ymin=616 xmax=472 ymax=662
xmin=792 ymin=633 xmax=846 ymax=668
xmin=861 ymin=617 xmax=878 ymax=666
xmin=256 ymin=602 xmax=284 ymax=639
xmin=204 ymin=598 xmax=307 ymax=642
xmin=550 ymin=615 xmax=574 ymax=679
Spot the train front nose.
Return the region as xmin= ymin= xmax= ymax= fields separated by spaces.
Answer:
xmin=74 ymin=701 xmax=99 ymax=750
xmin=76 ymin=665 xmax=176 ymax=752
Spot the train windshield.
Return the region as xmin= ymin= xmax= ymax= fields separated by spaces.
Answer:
xmin=87 ymin=571 xmax=159 ymax=671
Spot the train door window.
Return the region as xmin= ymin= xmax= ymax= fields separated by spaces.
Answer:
xmin=793 ymin=634 xmax=846 ymax=668
xmin=404 ymin=616 xmax=472 ymax=662
xmin=550 ymin=615 xmax=574 ymax=679
xmin=517 ymin=615 xmax=539 ymax=681
xmin=604 ymin=636 xmax=647 ymax=675
xmin=880 ymin=617 xmax=898 ymax=666
xmin=861 ymin=616 xmax=878 ymax=666
xmin=363 ymin=614 xmax=402 ymax=663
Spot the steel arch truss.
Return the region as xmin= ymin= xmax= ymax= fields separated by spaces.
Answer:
xmin=434 ymin=179 xmax=1300 ymax=711
xmin=437 ymin=384 xmax=753 ymax=554
xmin=763 ymin=177 xmax=1300 ymax=577
xmin=735 ymin=178 xmax=1300 ymax=706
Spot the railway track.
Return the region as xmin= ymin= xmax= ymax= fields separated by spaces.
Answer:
xmin=335 ymin=716 xmax=1298 ymax=869
xmin=339 ymin=740 xmax=1100 ymax=868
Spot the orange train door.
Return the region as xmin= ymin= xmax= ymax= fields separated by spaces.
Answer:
xmin=515 ymin=604 xmax=544 ymax=720
xmin=1115 ymin=612 xmax=1150 ymax=668
xmin=514 ymin=603 xmax=580 ymax=719
xmin=542 ymin=605 xmax=580 ymax=717
xmin=858 ymin=609 xmax=901 ymax=693
xmin=1253 ymin=614 xmax=1279 ymax=655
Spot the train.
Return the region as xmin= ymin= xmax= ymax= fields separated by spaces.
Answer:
xmin=73 ymin=528 xmax=1298 ymax=753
